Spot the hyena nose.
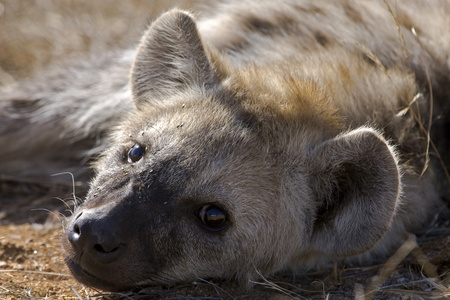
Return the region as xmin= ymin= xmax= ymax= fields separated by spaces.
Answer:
xmin=68 ymin=210 xmax=125 ymax=264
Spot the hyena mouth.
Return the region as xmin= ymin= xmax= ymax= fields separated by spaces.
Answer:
xmin=64 ymin=258 xmax=114 ymax=290
xmin=64 ymin=257 xmax=136 ymax=291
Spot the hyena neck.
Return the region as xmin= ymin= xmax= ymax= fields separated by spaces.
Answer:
xmin=217 ymin=46 xmax=417 ymax=130
xmin=212 ymin=44 xmax=428 ymax=192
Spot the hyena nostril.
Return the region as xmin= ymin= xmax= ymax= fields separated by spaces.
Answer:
xmin=73 ymin=223 xmax=81 ymax=235
xmin=94 ymin=244 xmax=108 ymax=253
xmin=91 ymin=242 xmax=125 ymax=264
xmin=94 ymin=243 xmax=122 ymax=254
xmin=67 ymin=207 xmax=126 ymax=264
xmin=68 ymin=221 xmax=82 ymax=246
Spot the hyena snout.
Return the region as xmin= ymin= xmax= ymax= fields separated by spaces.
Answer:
xmin=68 ymin=208 xmax=126 ymax=264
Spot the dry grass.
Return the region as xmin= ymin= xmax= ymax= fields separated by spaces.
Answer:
xmin=0 ymin=0 xmax=449 ymax=299
xmin=0 ymin=0 xmax=207 ymax=82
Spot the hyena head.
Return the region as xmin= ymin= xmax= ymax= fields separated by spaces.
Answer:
xmin=63 ymin=10 xmax=401 ymax=291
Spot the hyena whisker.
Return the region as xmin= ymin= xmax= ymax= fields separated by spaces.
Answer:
xmin=51 ymin=172 xmax=77 ymax=198
xmin=51 ymin=172 xmax=82 ymax=211
xmin=29 ymin=208 xmax=66 ymax=227
xmin=52 ymin=197 xmax=78 ymax=216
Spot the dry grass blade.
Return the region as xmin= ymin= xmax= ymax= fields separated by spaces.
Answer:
xmin=418 ymin=63 xmax=433 ymax=177
xmin=70 ymin=285 xmax=85 ymax=300
xmin=250 ymin=270 xmax=308 ymax=299
xmin=0 ymin=65 xmax=15 ymax=85
xmin=395 ymin=93 xmax=422 ymax=117
xmin=365 ymin=234 xmax=418 ymax=300
xmin=0 ymin=269 xmax=72 ymax=277
xmin=354 ymin=283 xmax=366 ymax=300
xmin=432 ymin=272 xmax=450 ymax=298
xmin=402 ymin=86 xmax=450 ymax=182
xmin=354 ymin=41 xmax=390 ymax=79
xmin=411 ymin=247 xmax=439 ymax=279
xmin=383 ymin=0 xmax=410 ymax=66
xmin=383 ymin=0 xmax=447 ymax=180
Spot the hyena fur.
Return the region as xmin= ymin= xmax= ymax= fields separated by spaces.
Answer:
xmin=1 ymin=0 xmax=449 ymax=292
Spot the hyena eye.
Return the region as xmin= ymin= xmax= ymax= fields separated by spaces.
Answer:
xmin=198 ymin=205 xmax=227 ymax=231
xmin=127 ymin=144 xmax=145 ymax=163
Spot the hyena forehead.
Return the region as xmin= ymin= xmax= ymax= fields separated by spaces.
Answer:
xmin=115 ymin=92 xmax=258 ymax=159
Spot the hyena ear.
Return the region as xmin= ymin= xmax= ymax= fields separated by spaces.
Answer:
xmin=131 ymin=9 xmax=213 ymax=107
xmin=308 ymin=128 xmax=401 ymax=257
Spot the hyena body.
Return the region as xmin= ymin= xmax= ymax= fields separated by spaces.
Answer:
xmin=1 ymin=0 xmax=449 ymax=292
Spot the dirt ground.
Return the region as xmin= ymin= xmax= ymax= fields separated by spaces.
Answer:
xmin=0 ymin=0 xmax=449 ymax=299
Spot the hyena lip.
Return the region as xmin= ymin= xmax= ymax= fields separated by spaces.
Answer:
xmin=65 ymin=257 xmax=129 ymax=291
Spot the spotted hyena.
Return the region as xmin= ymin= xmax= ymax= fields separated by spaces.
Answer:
xmin=1 ymin=0 xmax=449 ymax=292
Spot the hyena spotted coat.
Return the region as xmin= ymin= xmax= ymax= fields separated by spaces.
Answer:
xmin=1 ymin=0 xmax=449 ymax=292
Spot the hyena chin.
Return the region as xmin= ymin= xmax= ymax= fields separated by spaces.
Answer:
xmin=58 ymin=2 xmax=448 ymax=292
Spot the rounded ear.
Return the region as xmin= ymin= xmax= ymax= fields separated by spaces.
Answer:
xmin=131 ymin=9 xmax=213 ymax=108
xmin=308 ymin=128 xmax=401 ymax=257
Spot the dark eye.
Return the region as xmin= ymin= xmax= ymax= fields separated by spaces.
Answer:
xmin=198 ymin=205 xmax=227 ymax=231
xmin=127 ymin=144 xmax=145 ymax=163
